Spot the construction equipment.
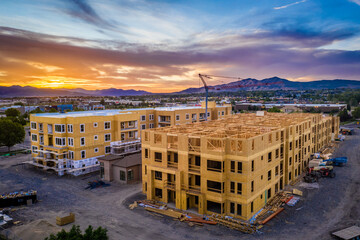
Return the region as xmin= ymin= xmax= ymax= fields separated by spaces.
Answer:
xmin=311 ymin=166 xmax=336 ymax=178
xmin=340 ymin=128 xmax=354 ymax=135
xmin=323 ymin=157 xmax=348 ymax=167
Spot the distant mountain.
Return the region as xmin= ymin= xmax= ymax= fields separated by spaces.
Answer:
xmin=1 ymin=77 xmax=360 ymax=97
xmin=175 ymin=77 xmax=360 ymax=94
xmin=0 ymin=86 xmax=151 ymax=97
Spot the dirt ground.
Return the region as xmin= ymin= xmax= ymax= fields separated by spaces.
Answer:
xmin=0 ymin=128 xmax=359 ymax=240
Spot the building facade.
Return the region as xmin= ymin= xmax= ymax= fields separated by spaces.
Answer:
xmin=29 ymin=102 xmax=231 ymax=176
xmin=141 ymin=112 xmax=339 ymax=220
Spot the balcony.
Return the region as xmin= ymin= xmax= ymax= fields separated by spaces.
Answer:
xmin=182 ymin=184 xmax=201 ymax=194
xmin=164 ymin=181 xmax=176 ymax=190
xmin=189 ymin=164 xmax=200 ymax=173
xmin=167 ymin=162 xmax=178 ymax=169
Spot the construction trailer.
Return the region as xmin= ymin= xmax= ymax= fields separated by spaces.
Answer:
xmin=142 ymin=112 xmax=339 ymax=220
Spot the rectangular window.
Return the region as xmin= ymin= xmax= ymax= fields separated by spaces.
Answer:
xmin=129 ymin=131 xmax=134 ymax=138
xmin=141 ymin=124 xmax=146 ymax=130
xmin=32 ymin=146 xmax=38 ymax=153
xmin=207 ymin=160 xmax=222 ymax=172
xmin=230 ymin=182 xmax=235 ymax=193
xmin=176 ymin=115 xmax=180 ymax=121
xmin=121 ymin=133 xmax=125 ymax=141
xmin=68 ymin=151 xmax=74 ymax=159
xmin=222 ymin=111 xmax=224 ymax=116
xmin=251 ymin=160 xmax=254 ymax=172
xmin=80 ymin=124 xmax=85 ymax=133
xmin=237 ymin=204 xmax=242 ymax=216
xmin=38 ymin=123 xmax=43 ymax=131
xmin=127 ymin=169 xmax=134 ymax=180
xmin=31 ymin=134 xmax=38 ymax=142
xmin=55 ymin=137 xmax=65 ymax=146
xmin=186 ymin=114 xmax=190 ymax=120
xmin=155 ymin=152 xmax=162 ymax=162
xmin=230 ymin=202 xmax=235 ymax=214
xmin=55 ymin=124 xmax=65 ymax=133
xmin=238 ymin=162 xmax=242 ymax=173
xmin=94 ymin=148 xmax=99 ymax=153
xmin=155 ymin=171 xmax=162 ymax=180
xmin=231 ymin=161 xmax=235 ymax=172
xmin=105 ymin=146 xmax=111 ymax=154
xmin=94 ymin=122 xmax=98 ymax=128
xmin=289 ymin=157 xmax=292 ymax=165
xmin=141 ymin=115 xmax=146 ymax=121
xmin=251 ymin=181 xmax=254 ymax=192
xmin=94 ymin=135 xmax=98 ymax=140
xmin=105 ymin=133 xmax=111 ymax=142
xmin=68 ymin=138 xmax=74 ymax=146
xmin=149 ymin=123 xmax=154 ymax=129
xmin=67 ymin=124 xmax=73 ymax=133
xmin=81 ymin=150 xmax=86 ymax=159
xmin=80 ymin=137 xmax=85 ymax=146
xmin=31 ymin=122 xmax=37 ymax=129
xmin=120 ymin=170 xmax=126 ymax=181
xmin=251 ymin=202 xmax=254 ymax=213
xmin=276 ymin=149 xmax=279 ymax=158
xmin=268 ymin=170 xmax=272 ymax=181
xmin=144 ymin=148 xmax=149 ymax=158
xmin=237 ymin=183 xmax=242 ymax=195
xmin=149 ymin=114 xmax=154 ymax=121
xmin=268 ymin=152 xmax=272 ymax=162
xmin=104 ymin=121 xmax=111 ymax=129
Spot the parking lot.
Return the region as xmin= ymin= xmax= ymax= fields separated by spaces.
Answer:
xmin=0 ymin=129 xmax=359 ymax=240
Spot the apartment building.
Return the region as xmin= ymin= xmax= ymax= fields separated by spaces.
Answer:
xmin=29 ymin=102 xmax=231 ymax=176
xmin=141 ymin=112 xmax=339 ymax=220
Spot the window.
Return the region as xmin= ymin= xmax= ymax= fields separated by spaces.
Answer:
xmin=129 ymin=131 xmax=134 ymax=138
xmin=149 ymin=114 xmax=154 ymax=121
xmin=144 ymin=148 xmax=149 ymax=158
xmin=251 ymin=181 xmax=254 ymax=192
xmin=80 ymin=137 xmax=85 ymax=146
xmin=251 ymin=202 xmax=254 ymax=213
xmin=31 ymin=134 xmax=38 ymax=142
xmin=230 ymin=202 xmax=235 ymax=214
xmin=268 ymin=170 xmax=272 ymax=181
xmin=127 ymin=169 xmax=134 ymax=180
xmin=80 ymin=124 xmax=85 ymax=133
xmin=120 ymin=170 xmax=126 ymax=181
xmin=155 ymin=152 xmax=162 ymax=162
xmin=231 ymin=161 xmax=235 ymax=172
xmin=121 ymin=133 xmax=125 ymax=141
xmin=67 ymin=124 xmax=73 ymax=133
xmin=268 ymin=152 xmax=272 ymax=162
xmin=32 ymin=146 xmax=38 ymax=153
xmin=289 ymin=157 xmax=292 ymax=165
xmin=237 ymin=183 xmax=242 ymax=195
xmin=55 ymin=137 xmax=65 ymax=146
xmin=207 ymin=112 xmax=210 ymax=117
xmin=141 ymin=124 xmax=146 ymax=130
xmin=222 ymin=111 xmax=225 ymax=116
xmin=275 ymin=166 xmax=279 ymax=176
xmin=94 ymin=122 xmax=98 ymax=127
xmin=207 ymin=160 xmax=222 ymax=172
xmin=176 ymin=115 xmax=180 ymax=121
xmin=149 ymin=123 xmax=154 ymax=129
xmin=186 ymin=114 xmax=190 ymax=120
xmin=104 ymin=121 xmax=111 ymax=129
xmin=39 ymin=135 xmax=44 ymax=144
xmin=81 ymin=150 xmax=86 ymax=159
xmin=238 ymin=162 xmax=242 ymax=173
xmin=68 ymin=151 xmax=74 ymax=159
xmin=105 ymin=146 xmax=111 ymax=154
xmin=237 ymin=204 xmax=242 ymax=216
xmin=55 ymin=124 xmax=65 ymax=133
xmin=38 ymin=123 xmax=43 ymax=131
xmin=105 ymin=133 xmax=111 ymax=142
xmin=141 ymin=115 xmax=146 ymax=121
xmin=94 ymin=148 xmax=99 ymax=153
xmin=230 ymin=182 xmax=235 ymax=193
xmin=68 ymin=138 xmax=74 ymax=146
xmin=276 ymin=149 xmax=279 ymax=158
xmin=31 ymin=122 xmax=37 ymax=129
xmin=155 ymin=171 xmax=162 ymax=180
xmin=251 ymin=160 xmax=254 ymax=172
xmin=94 ymin=135 xmax=98 ymax=140
xmin=155 ymin=188 xmax=162 ymax=198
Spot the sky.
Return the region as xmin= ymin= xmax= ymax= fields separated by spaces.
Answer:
xmin=0 ymin=0 xmax=359 ymax=93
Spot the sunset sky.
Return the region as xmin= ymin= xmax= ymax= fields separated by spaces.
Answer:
xmin=0 ymin=0 xmax=360 ymax=93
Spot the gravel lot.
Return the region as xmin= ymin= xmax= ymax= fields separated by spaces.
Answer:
xmin=0 ymin=128 xmax=359 ymax=240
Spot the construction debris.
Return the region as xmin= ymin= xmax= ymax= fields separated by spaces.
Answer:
xmin=0 ymin=190 xmax=37 ymax=208
xmin=209 ymin=214 xmax=257 ymax=234
xmin=259 ymin=208 xmax=284 ymax=225
xmin=292 ymin=189 xmax=303 ymax=196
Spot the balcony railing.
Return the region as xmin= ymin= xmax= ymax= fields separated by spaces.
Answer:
xmin=164 ymin=181 xmax=176 ymax=190
xmin=189 ymin=164 xmax=200 ymax=173
xmin=167 ymin=162 xmax=178 ymax=169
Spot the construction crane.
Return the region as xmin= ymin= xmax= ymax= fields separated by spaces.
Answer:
xmin=199 ymin=74 xmax=243 ymax=121
xmin=198 ymin=74 xmax=282 ymax=121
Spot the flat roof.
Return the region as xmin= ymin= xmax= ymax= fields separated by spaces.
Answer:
xmin=236 ymin=103 xmax=346 ymax=107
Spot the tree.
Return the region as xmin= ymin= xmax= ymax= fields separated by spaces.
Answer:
xmin=338 ymin=109 xmax=352 ymax=122
xmin=5 ymin=108 xmax=20 ymax=117
xmin=100 ymin=98 xmax=105 ymax=105
xmin=352 ymin=107 xmax=360 ymax=119
xmin=14 ymin=102 xmax=24 ymax=106
xmin=30 ymin=108 xmax=44 ymax=114
xmin=267 ymin=107 xmax=281 ymax=113
xmin=49 ymin=108 xmax=58 ymax=113
xmin=45 ymin=225 xmax=108 ymax=240
xmin=0 ymin=119 xmax=25 ymax=152
xmin=349 ymin=98 xmax=358 ymax=107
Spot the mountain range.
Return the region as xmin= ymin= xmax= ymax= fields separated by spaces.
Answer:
xmin=1 ymin=77 xmax=360 ymax=97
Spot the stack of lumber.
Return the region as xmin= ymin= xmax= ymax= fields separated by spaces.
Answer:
xmin=254 ymin=192 xmax=291 ymax=224
xmin=56 ymin=213 xmax=75 ymax=226
xmin=145 ymin=207 xmax=184 ymax=219
xmin=210 ymin=214 xmax=257 ymax=234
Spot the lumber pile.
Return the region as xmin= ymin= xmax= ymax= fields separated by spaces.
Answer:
xmin=254 ymin=192 xmax=291 ymax=224
xmin=145 ymin=207 xmax=184 ymax=218
xmin=209 ymin=214 xmax=257 ymax=234
xmin=56 ymin=213 xmax=75 ymax=226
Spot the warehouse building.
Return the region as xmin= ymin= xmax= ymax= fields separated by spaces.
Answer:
xmin=29 ymin=102 xmax=231 ymax=176
xmin=141 ymin=112 xmax=339 ymax=220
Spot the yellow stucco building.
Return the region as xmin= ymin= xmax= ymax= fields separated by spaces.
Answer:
xmin=29 ymin=102 xmax=231 ymax=176
xmin=141 ymin=112 xmax=339 ymax=220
